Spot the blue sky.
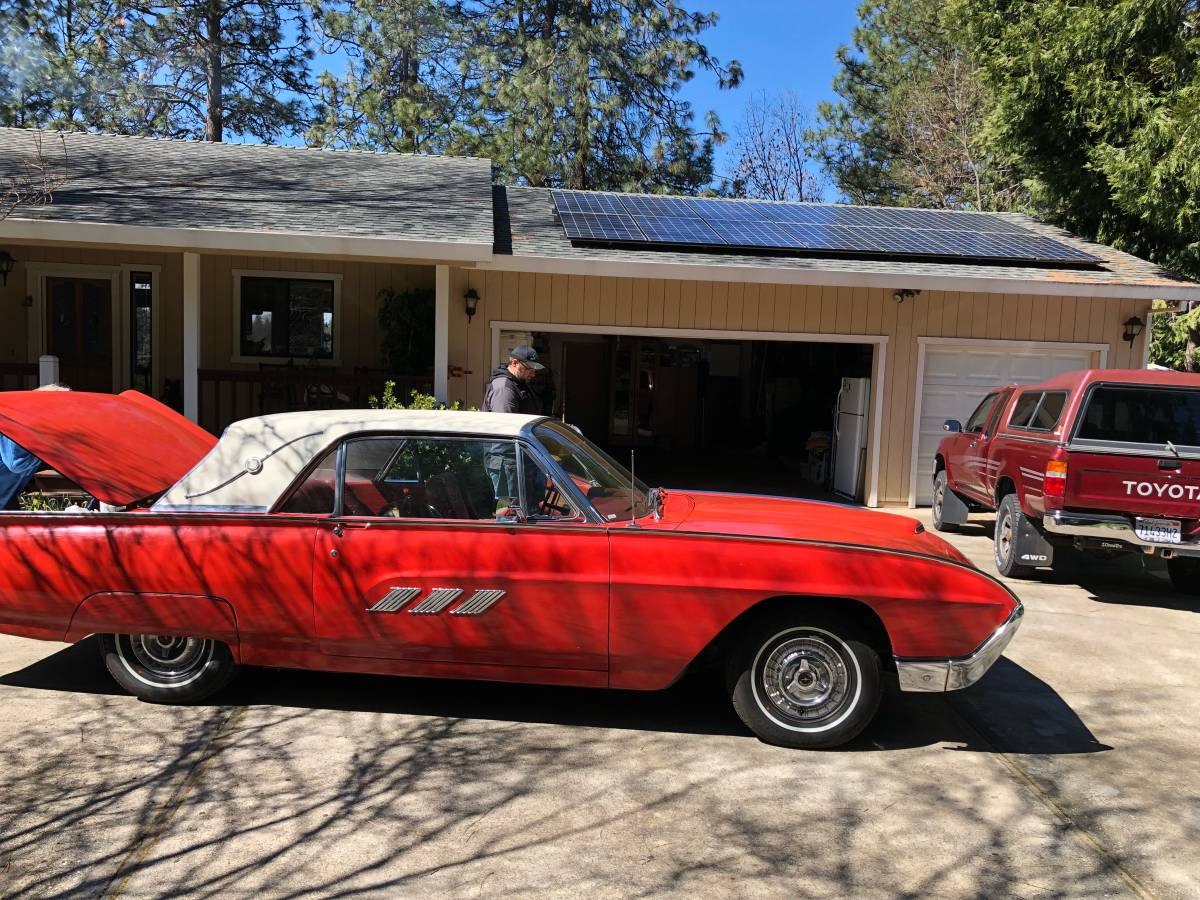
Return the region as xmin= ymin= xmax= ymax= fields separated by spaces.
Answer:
xmin=678 ymin=1 xmax=861 ymax=191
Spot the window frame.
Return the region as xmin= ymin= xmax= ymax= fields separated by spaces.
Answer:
xmin=964 ymin=392 xmax=1001 ymax=435
xmin=1009 ymin=390 xmax=1068 ymax=433
xmin=231 ymin=269 xmax=342 ymax=365
xmin=271 ymin=430 xmax=602 ymax=524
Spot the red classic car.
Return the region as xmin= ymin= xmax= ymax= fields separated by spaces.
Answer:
xmin=0 ymin=391 xmax=1022 ymax=749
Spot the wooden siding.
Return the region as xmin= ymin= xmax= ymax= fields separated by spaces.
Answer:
xmin=1 ymin=245 xmax=432 ymax=392
xmin=448 ymin=268 xmax=1152 ymax=506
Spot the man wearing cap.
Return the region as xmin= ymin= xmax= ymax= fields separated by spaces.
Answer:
xmin=482 ymin=345 xmax=544 ymax=415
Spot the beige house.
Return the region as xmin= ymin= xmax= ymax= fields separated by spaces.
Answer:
xmin=3 ymin=128 xmax=1196 ymax=508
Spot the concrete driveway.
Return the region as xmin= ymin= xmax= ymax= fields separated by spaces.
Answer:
xmin=1 ymin=510 xmax=1197 ymax=899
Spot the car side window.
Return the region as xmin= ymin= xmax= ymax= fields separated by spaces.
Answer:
xmin=276 ymin=446 xmax=338 ymax=514
xmin=1008 ymin=391 xmax=1042 ymax=429
xmin=518 ymin=445 xmax=583 ymax=523
xmin=1029 ymin=391 xmax=1068 ymax=431
xmin=341 ymin=436 xmax=516 ymax=521
xmin=964 ymin=393 xmax=1000 ymax=434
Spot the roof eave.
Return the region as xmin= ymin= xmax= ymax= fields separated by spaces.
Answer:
xmin=477 ymin=252 xmax=1200 ymax=301
xmin=0 ymin=216 xmax=494 ymax=263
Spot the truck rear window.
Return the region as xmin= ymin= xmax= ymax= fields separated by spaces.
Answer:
xmin=1076 ymin=385 xmax=1200 ymax=447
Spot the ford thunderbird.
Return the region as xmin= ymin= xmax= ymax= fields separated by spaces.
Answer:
xmin=0 ymin=391 xmax=1022 ymax=749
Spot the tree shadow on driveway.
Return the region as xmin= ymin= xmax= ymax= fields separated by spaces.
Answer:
xmin=1 ymin=639 xmax=1108 ymax=756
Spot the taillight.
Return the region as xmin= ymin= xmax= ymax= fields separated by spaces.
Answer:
xmin=1044 ymin=459 xmax=1068 ymax=499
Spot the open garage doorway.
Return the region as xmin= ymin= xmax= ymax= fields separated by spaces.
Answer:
xmin=493 ymin=324 xmax=881 ymax=503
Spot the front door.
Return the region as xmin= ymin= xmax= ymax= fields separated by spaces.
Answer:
xmin=310 ymin=434 xmax=610 ymax=672
xmin=46 ymin=277 xmax=113 ymax=392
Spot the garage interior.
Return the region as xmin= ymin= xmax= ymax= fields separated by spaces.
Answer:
xmin=521 ymin=331 xmax=874 ymax=500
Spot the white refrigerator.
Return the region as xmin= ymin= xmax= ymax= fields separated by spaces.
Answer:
xmin=833 ymin=377 xmax=870 ymax=499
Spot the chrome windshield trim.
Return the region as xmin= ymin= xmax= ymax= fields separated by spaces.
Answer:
xmin=895 ymin=600 xmax=1024 ymax=693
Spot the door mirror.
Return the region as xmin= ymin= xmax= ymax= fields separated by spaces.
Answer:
xmin=943 ymin=419 xmax=962 ymax=433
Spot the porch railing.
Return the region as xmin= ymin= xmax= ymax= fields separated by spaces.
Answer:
xmin=198 ymin=368 xmax=432 ymax=434
xmin=0 ymin=363 xmax=38 ymax=392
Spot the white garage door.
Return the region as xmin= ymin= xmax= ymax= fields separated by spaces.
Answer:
xmin=911 ymin=342 xmax=1098 ymax=505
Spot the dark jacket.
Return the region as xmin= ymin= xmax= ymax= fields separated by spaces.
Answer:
xmin=483 ymin=367 xmax=541 ymax=414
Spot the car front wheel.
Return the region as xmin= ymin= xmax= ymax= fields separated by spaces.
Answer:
xmin=727 ymin=614 xmax=881 ymax=750
xmin=100 ymin=634 xmax=239 ymax=703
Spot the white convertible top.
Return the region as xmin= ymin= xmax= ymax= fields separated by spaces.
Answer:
xmin=153 ymin=409 xmax=544 ymax=513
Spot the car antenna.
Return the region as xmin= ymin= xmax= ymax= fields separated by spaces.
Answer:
xmin=629 ymin=449 xmax=640 ymax=529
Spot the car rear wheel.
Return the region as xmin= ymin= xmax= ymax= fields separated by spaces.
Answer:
xmin=727 ymin=614 xmax=881 ymax=750
xmin=931 ymin=471 xmax=958 ymax=532
xmin=994 ymin=494 xmax=1037 ymax=579
xmin=99 ymin=634 xmax=238 ymax=703
xmin=1167 ymin=556 xmax=1200 ymax=595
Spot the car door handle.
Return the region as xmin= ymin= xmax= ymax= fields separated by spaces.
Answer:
xmin=331 ymin=521 xmax=372 ymax=537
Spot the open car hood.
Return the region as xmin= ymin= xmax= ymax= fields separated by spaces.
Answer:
xmin=0 ymin=391 xmax=216 ymax=506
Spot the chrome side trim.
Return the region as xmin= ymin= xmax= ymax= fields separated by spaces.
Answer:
xmin=1044 ymin=511 xmax=1200 ymax=556
xmin=895 ymin=600 xmax=1024 ymax=693
xmin=408 ymin=587 xmax=464 ymax=615
xmin=450 ymin=589 xmax=506 ymax=616
xmin=367 ymin=586 xmax=421 ymax=614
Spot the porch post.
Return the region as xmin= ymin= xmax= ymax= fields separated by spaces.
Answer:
xmin=182 ymin=252 xmax=201 ymax=422
xmin=434 ymin=264 xmax=450 ymax=404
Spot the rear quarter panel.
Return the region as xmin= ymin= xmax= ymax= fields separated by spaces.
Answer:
xmin=609 ymin=529 xmax=1016 ymax=690
xmin=0 ymin=514 xmax=317 ymax=660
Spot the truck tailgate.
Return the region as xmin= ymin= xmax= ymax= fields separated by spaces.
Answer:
xmin=1069 ymin=451 xmax=1200 ymax=520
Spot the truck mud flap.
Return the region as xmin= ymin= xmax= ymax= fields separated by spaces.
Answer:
xmin=939 ymin=483 xmax=970 ymax=526
xmin=1015 ymin=517 xmax=1055 ymax=568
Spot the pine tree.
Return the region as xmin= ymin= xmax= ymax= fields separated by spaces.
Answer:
xmin=818 ymin=0 xmax=1021 ymax=210
xmin=307 ymin=0 xmax=480 ymax=154
xmin=466 ymin=0 xmax=742 ymax=192
xmin=119 ymin=0 xmax=315 ymax=142
xmin=0 ymin=0 xmax=130 ymax=130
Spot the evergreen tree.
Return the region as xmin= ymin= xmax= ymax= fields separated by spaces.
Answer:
xmin=0 ymin=0 xmax=130 ymax=130
xmin=466 ymin=0 xmax=742 ymax=192
xmin=818 ymin=0 xmax=1021 ymax=210
xmin=119 ymin=0 xmax=315 ymax=142
xmin=308 ymin=0 xmax=481 ymax=154
xmin=960 ymin=0 xmax=1200 ymax=278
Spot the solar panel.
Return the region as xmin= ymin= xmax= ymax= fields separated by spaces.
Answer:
xmin=548 ymin=189 xmax=1101 ymax=264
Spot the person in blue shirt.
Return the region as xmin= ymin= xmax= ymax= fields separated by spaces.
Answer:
xmin=0 ymin=383 xmax=70 ymax=510
xmin=0 ymin=434 xmax=43 ymax=510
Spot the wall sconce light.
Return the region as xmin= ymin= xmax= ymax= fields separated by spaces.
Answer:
xmin=892 ymin=288 xmax=920 ymax=304
xmin=1122 ymin=315 xmax=1145 ymax=344
xmin=464 ymin=288 xmax=480 ymax=323
xmin=0 ymin=250 xmax=14 ymax=287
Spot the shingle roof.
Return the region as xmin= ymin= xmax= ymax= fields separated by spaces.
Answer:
xmin=494 ymin=185 xmax=1200 ymax=298
xmin=0 ymin=127 xmax=494 ymax=253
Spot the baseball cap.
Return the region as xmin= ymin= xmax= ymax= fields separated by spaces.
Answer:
xmin=510 ymin=345 xmax=545 ymax=370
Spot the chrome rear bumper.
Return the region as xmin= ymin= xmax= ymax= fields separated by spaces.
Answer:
xmin=1043 ymin=510 xmax=1200 ymax=557
xmin=895 ymin=601 xmax=1024 ymax=693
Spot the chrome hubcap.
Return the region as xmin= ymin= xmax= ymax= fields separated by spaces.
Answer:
xmin=760 ymin=635 xmax=849 ymax=722
xmin=125 ymin=635 xmax=211 ymax=681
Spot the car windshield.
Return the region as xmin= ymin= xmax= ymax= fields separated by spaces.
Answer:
xmin=1076 ymin=385 xmax=1200 ymax=449
xmin=533 ymin=421 xmax=651 ymax=521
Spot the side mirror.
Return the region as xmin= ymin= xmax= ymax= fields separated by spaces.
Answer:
xmin=943 ymin=419 xmax=962 ymax=433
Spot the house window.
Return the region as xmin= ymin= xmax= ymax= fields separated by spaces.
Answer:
xmin=130 ymin=271 xmax=153 ymax=392
xmin=239 ymin=276 xmax=335 ymax=360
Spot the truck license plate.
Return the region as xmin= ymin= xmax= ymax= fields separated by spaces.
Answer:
xmin=1135 ymin=517 xmax=1182 ymax=544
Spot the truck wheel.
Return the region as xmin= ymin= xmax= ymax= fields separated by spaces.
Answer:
xmin=727 ymin=614 xmax=881 ymax=750
xmin=994 ymin=494 xmax=1037 ymax=579
xmin=1167 ymin=557 xmax=1200 ymax=595
xmin=931 ymin=471 xmax=958 ymax=532
xmin=99 ymin=634 xmax=238 ymax=703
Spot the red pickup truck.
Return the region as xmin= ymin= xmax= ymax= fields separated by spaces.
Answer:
xmin=932 ymin=369 xmax=1200 ymax=591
